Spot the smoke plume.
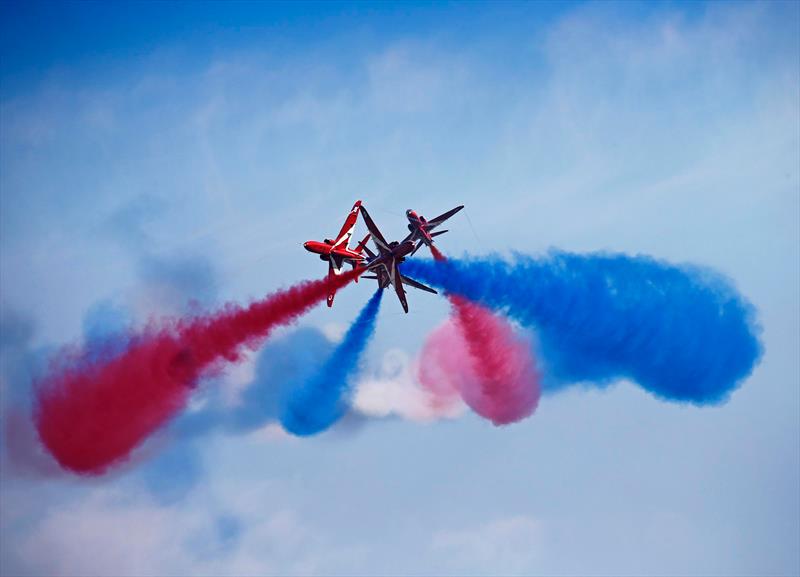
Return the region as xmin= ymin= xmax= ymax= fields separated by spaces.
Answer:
xmin=34 ymin=271 xmax=360 ymax=474
xmin=403 ymin=252 xmax=762 ymax=403
xmin=425 ymin=245 xmax=540 ymax=424
xmin=281 ymin=289 xmax=383 ymax=436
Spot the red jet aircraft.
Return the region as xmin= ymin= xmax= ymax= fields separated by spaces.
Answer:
xmin=303 ymin=200 xmax=370 ymax=307
xmin=402 ymin=205 xmax=464 ymax=256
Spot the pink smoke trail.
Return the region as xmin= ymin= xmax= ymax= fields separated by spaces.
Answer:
xmin=424 ymin=246 xmax=540 ymax=424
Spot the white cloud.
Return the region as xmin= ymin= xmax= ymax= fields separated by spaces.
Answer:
xmin=217 ymin=352 xmax=259 ymax=408
xmin=353 ymin=348 xmax=465 ymax=421
xmin=320 ymin=322 xmax=347 ymax=343
xmin=246 ymin=422 xmax=295 ymax=444
xmin=432 ymin=516 xmax=543 ymax=575
xmin=365 ymin=44 xmax=465 ymax=114
xmin=2 ymin=484 xmax=365 ymax=577
xmin=7 ymin=489 xmax=196 ymax=576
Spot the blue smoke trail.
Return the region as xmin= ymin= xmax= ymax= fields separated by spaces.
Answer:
xmin=281 ymin=289 xmax=384 ymax=436
xmin=403 ymin=251 xmax=762 ymax=404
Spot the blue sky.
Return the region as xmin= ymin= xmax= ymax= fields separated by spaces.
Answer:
xmin=1 ymin=1 xmax=798 ymax=575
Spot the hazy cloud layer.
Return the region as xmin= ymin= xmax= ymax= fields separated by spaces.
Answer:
xmin=1 ymin=2 xmax=797 ymax=575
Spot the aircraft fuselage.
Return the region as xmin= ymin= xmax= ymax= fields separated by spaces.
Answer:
xmin=406 ymin=209 xmax=434 ymax=244
xmin=362 ymin=240 xmax=415 ymax=271
xmin=303 ymin=240 xmax=364 ymax=262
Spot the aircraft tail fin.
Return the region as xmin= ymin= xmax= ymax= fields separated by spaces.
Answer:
xmin=353 ymin=234 xmax=371 ymax=254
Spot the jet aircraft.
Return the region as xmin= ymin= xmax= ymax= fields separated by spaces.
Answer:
xmin=402 ymin=205 xmax=464 ymax=256
xmin=303 ymin=200 xmax=370 ymax=307
xmin=358 ymin=205 xmax=437 ymax=313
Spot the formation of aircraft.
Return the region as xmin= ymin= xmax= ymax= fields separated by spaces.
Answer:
xmin=303 ymin=200 xmax=463 ymax=312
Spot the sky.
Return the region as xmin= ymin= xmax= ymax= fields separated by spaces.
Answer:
xmin=1 ymin=1 xmax=798 ymax=575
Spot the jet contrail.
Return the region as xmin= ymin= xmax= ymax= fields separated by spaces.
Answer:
xmin=281 ymin=289 xmax=383 ymax=436
xmin=33 ymin=270 xmax=361 ymax=475
xmin=403 ymin=252 xmax=762 ymax=403
xmin=427 ymin=245 xmax=540 ymax=424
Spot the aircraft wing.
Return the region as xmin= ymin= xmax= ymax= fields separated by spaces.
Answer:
xmin=400 ymin=273 xmax=437 ymax=294
xmin=359 ymin=205 xmax=391 ymax=253
xmin=408 ymin=239 xmax=425 ymax=257
xmin=329 ymin=254 xmax=345 ymax=274
xmin=333 ymin=200 xmax=362 ymax=249
xmin=326 ymin=261 xmax=338 ymax=307
xmin=426 ymin=205 xmax=464 ymax=230
xmin=391 ymin=260 xmax=409 ymax=313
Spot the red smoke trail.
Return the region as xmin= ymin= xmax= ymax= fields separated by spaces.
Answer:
xmin=34 ymin=270 xmax=360 ymax=475
xmin=426 ymin=245 xmax=540 ymax=424
xmin=428 ymin=245 xmax=446 ymax=263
